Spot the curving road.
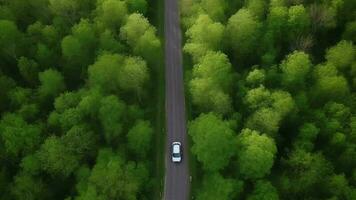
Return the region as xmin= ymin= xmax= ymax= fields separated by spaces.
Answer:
xmin=163 ymin=0 xmax=190 ymax=199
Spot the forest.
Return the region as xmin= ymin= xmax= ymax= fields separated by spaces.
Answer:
xmin=181 ymin=0 xmax=356 ymax=199
xmin=0 ymin=0 xmax=163 ymax=199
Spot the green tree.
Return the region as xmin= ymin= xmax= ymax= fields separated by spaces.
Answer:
xmin=61 ymin=19 xmax=97 ymax=83
xmin=0 ymin=75 xmax=16 ymax=112
xmin=118 ymin=57 xmax=149 ymax=94
xmin=20 ymin=154 xmax=41 ymax=175
xmin=226 ymin=9 xmax=261 ymax=61
xmin=77 ymin=89 xmax=103 ymax=118
xmin=246 ymin=0 xmax=268 ymax=19
xmin=0 ymin=20 xmax=22 ymax=59
xmin=280 ymin=149 xmax=333 ymax=197
xmin=98 ymin=30 xmax=124 ymax=54
xmin=95 ymin=0 xmax=128 ymax=30
xmin=49 ymin=0 xmax=78 ymax=22
xmin=324 ymin=174 xmax=354 ymax=199
xmin=127 ymin=120 xmax=153 ymax=158
xmin=11 ymin=173 xmax=48 ymax=200
xmin=8 ymin=0 xmax=50 ymax=26
xmin=35 ymin=42 xmax=57 ymax=68
xmin=0 ymin=114 xmax=42 ymax=157
xmin=184 ymin=14 xmax=225 ymax=61
xmin=58 ymin=108 xmax=84 ymax=131
xmin=17 ymin=57 xmax=39 ymax=86
xmin=189 ymin=51 xmax=233 ymax=114
xmin=62 ymin=124 xmax=97 ymax=158
xmin=287 ymin=5 xmax=310 ymax=42
xmin=280 ymin=51 xmax=312 ymax=90
xmin=293 ymin=123 xmax=319 ymax=151
xmin=125 ymin=0 xmax=147 ymax=14
xmin=54 ymin=91 xmax=83 ymax=113
xmin=343 ymin=21 xmax=356 ymax=42
xmin=244 ymin=85 xmax=272 ymax=110
xmin=246 ymin=108 xmax=281 ymax=137
xmin=196 ymin=173 xmax=242 ymax=200
xmin=49 ymin=0 xmax=94 ymax=23
xmin=313 ymin=63 xmax=349 ymax=102
xmin=201 ymin=0 xmax=227 ymax=21
xmin=8 ymin=87 xmax=32 ymax=109
xmin=247 ymin=180 xmax=279 ymax=200
xmin=98 ymin=95 xmax=126 ymax=144
xmin=38 ymin=69 xmax=65 ymax=100
xmin=326 ymin=40 xmax=355 ymax=71
xmin=38 ymin=136 xmax=79 ymax=176
xmin=120 ymin=13 xmax=160 ymax=63
xmin=88 ymin=53 xmax=124 ymax=92
xmin=246 ymin=68 xmax=265 ymax=86
xmin=261 ymin=6 xmax=288 ymax=64
xmin=189 ymin=113 xmax=236 ymax=171
xmin=61 ymin=36 xmax=81 ymax=61
xmin=84 ymin=149 xmax=148 ymax=199
xmin=236 ymin=129 xmax=277 ymax=179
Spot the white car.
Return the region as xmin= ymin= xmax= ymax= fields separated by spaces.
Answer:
xmin=172 ymin=142 xmax=182 ymax=163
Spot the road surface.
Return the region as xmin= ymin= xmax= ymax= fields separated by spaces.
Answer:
xmin=163 ymin=0 xmax=189 ymax=199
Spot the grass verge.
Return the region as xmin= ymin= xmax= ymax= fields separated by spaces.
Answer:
xmin=147 ymin=0 xmax=165 ymax=199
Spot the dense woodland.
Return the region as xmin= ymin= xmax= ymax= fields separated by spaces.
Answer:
xmin=181 ymin=0 xmax=356 ymax=199
xmin=0 ymin=0 xmax=162 ymax=199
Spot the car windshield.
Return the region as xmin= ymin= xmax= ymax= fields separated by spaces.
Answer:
xmin=172 ymin=153 xmax=180 ymax=157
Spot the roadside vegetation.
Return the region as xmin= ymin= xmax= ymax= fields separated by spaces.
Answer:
xmin=181 ymin=0 xmax=356 ymax=199
xmin=0 ymin=0 xmax=163 ymax=199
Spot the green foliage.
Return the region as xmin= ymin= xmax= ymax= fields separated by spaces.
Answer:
xmin=0 ymin=114 xmax=42 ymax=157
xmin=98 ymin=96 xmax=126 ymax=143
xmin=246 ymin=108 xmax=281 ymax=137
xmin=280 ymin=149 xmax=333 ymax=198
xmin=196 ymin=173 xmax=242 ymax=200
xmin=38 ymin=136 xmax=79 ymax=176
xmin=343 ymin=21 xmax=356 ymax=42
xmin=280 ymin=51 xmax=311 ymax=90
xmin=200 ymin=0 xmax=227 ymax=21
xmin=61 ymin=36 xmax=82 ymax=61
xmin=95 ymin=0 xmax=128 ymax=30
xmin=78 ymin=149 xmax=149 ymax=199
xmin=20 ymin=154 xmax=41 ymax=175
xmin=11 ymin=173 xmax=48 ymax=200
xmin=313 ymin=63 xmax=350 ymax=102
xmin=125 ymin=0 xmax=148 ymax=14
xmin=120 ymin=13 xmax=160 ymax=63
xmin=88 ymin=53 xmax=124 ymax=92
xmin=0 ymin=20 xmax=22 ymax=59
xmin=0 ymin=0 xmax=159 ymax=199
xmin=182 ymin=0 xmax=356 ymax=199
xmin=17 ymin=57 xmax=40 ymax=86
xmin=246 ymin=68 xmax=265 ymax=86
xmin=38 ymin=69 xmax=65 ymax=99
xmin=118 ymin=57 xmax=149 ymax=94
xmin=237 ymin=129 xmax=277 ymax=179
xmin=246 ymin=0 xmax=268 ymax=19
xmin=0 ymin=75 xmax=16 ymax=112
xmin=287 ymin=5 xmax=310 ymax=41
xmin=184 ymin=14 xmax=225 ymax=61
xmin=326 ymin=40 xmax=355 ymax=70
xmin=247 ymin=180 xmax=279 ymax=200
xmin=189 ymin=113 xmax=236 ymax=171
xmin=127 ymin=120 xmax=153 ymax=158
xmin=98 ymin=30 xmax=124 ymax=53
xmin=227 ymin=8 xmax=261 ymax=61
xmin=293 ymin=123 xmax=319 ymax=151
xmin=189 ymin=51 xmax=233 ymax=114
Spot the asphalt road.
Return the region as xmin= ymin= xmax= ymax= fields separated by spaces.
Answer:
xmin=163 ymin=0 xmax=190 ymax=199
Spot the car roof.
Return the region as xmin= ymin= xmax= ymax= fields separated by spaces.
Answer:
xmin=173 ymin=144 xmax=180 ymax=153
